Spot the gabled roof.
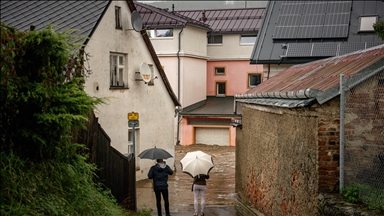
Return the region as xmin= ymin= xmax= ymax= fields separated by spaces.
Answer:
xmin=0 ymin=1 xmax=110 ymax=45
xmin=177 ymin=7 xmax=265 ymax=34
xmin=1 ymin=0 xmax=180 ymax=106
xmin=251 ymin=0 xmax=384 ymax=65
xmin=134 ymin=2 xmax=211 ymax=31
xmin=236 ymin=44 xmax=384 ymax=108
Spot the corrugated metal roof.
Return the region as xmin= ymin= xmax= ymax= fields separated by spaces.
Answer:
xmin=0 ymin=1 xmax=110 ymax=44
xmin=177 ymin=7 xmax=265 ymax=34
xmin=236 ymin=44 xmax=384 ymax=107
xmin=134 ymin=2 xmax=211 ymax=30
xmin=251 ymin=0 xmax=384 ymax=64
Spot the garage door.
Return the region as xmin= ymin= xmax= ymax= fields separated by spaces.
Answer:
xmin=195 ymin=128 xmax=229 ymax=146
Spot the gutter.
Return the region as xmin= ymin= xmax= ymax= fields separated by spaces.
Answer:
xmin=176 ymin=26 xmax=185 ymax=145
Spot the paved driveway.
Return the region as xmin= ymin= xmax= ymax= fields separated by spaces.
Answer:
xmin=136 ymin=144 xmax=240 ymax=215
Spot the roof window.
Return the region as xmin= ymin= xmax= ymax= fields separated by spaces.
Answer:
xmin=359 ymin=16 xmax=378 ymax=32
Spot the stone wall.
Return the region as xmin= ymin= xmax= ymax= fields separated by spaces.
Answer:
xmin=236 ymin=98 xmax=341 ymax=215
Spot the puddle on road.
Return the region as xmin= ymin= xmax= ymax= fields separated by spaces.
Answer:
xmin=136 ymin=144 xmax=237 ymax=211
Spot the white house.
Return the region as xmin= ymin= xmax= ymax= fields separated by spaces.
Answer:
xmin=0 ymin=0 xmax=180 ymax=181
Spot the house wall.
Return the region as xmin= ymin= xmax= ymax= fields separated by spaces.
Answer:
xmin=83 ymin=1 xmax=176 ymax=181
xmin=150 ymin=26 xmax=208 ymax=108
xmin=236 ymin=98 xmax=340 ymax=215
xmin=207 ymin=60 xmax=263 ymax=96
xmin=208 ymin=34 xmax=255 ymax=60
xmin=262 ymin=64 xmax=293 ymax=80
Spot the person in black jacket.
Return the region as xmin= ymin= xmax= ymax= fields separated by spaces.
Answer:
xmin=148 ymin=159 xmax=173 ymax=216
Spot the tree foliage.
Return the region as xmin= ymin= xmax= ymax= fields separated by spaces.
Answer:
xmin=373 ymin=21 xmax=384 ymax=41
xmin=1 ymin=22 xmax=102 ymax=162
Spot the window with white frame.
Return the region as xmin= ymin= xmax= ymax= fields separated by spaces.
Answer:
xmin=110 ymin=53 xmax=126 ymax=87
xmin=240 ymin=35 xmax=257 ymax=44
xmin=146 ymin=29 xmax=173 ymax=38
xmin=359 ymin=16 xmax=378 ymax=32
xmin=215 ymin=67 xmax=225 ymax=75
xmin=248 ymin=73 xmax=262 ymax=88
xmin=115 ymin=6 xmax=122 ymax=29
xmin=208 ymin=34 xmax=223 ymax=44
xmin=128 ymin=128 xmax=140 ymax=168
xmin=216 ymin=82 xmax=226 ymax=96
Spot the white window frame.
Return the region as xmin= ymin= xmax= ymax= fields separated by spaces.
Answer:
xmin=248 ymin=73 xmax=262 ymax=88
xmin=240 ymin=35 xmax=257 ymax=45
xmin=359 ymin=15 xmax=378 ymax=32
xmin=128 ymin=128 xmax=140 ymax=169
xmin=115 ymin=6 xmax=122 ymax=29
xmin=215 ymin=67 xmax=225 ymax=75
xmin=110 ymin=53 xmax=126 ymax=88
xmin=146 ymin=29 xmax=173 ymax=38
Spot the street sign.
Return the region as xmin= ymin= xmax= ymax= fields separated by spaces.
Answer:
xmin=128 ymin=120 xmax=139 ymax=127
xmin=128 ymin=112 xmax=139 ymax=121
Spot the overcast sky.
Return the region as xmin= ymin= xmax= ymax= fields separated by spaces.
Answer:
xmin=136 ymin=1 xmax=268 ymax=10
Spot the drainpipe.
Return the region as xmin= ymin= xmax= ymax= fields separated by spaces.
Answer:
xmin=267 ymin=64 xmax=270 ymax=80
xmin=176 ymin=26 xmax=185 ymax=145
xmin=339 ymin=74 xmax=345 ymax=192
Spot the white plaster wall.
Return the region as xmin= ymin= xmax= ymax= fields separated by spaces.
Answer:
xmin=181 ymin=26 xmax=208 ymax=56
xmin=83 ymin=1 xmax=176 ymax=181
xmin=181 ymin=57 xmax=207 ymax=108
xmin=208 ymin=34 xmax=255 ymax=60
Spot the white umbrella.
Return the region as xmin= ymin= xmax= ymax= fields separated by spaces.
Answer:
xmin=180 ymin=150 xmax=214 ymax=178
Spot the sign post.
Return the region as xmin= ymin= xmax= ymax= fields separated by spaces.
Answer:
xmin=127 ymin=112 xmax=139 ymax=211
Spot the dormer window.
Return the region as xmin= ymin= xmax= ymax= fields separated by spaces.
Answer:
xmin=359 ymin=16 xmax=378 ymax=32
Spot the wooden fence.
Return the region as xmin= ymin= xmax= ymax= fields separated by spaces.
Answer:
xmin=74 ymin=112 xmax=136 ymax=211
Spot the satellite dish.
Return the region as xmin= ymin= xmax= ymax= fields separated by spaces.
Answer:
xmin=140 ymin=63 xmax=152 ymax=83
xmin=131 ymin=11 xmax=143 ymax=32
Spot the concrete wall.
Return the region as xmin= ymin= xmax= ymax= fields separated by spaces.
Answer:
xmin=83 ymin=1 xmax=176 ymax=181
xmin=236 ymin=97 xmax=341 ymax=215
xmin=207 ymin=60 xmax=263 ymax=96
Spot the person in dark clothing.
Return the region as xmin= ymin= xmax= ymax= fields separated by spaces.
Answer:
xmin=192 ymin=174 xmax=210 ymax=216
xmin=148 ymin=159 xmax=173 ymax=216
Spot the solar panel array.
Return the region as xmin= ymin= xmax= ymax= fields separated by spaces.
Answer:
xmin=273 ymin=1 xmax=352 ymax=39
xmin=285 ymin=42 xmax=384 ymax=57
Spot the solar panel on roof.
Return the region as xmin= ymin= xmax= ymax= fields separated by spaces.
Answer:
xmin=273 ymin=1 xmax=352 ymax=39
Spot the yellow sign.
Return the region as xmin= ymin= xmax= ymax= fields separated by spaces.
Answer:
xmin=127 ymin=112 xmax=139 ymax=121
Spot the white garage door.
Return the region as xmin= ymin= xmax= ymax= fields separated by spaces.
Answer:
xmin=195 ymin=128 xmax=229 ymax=146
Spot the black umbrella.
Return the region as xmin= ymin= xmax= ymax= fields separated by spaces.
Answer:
xmin=137 ymin=146 xmax=173 ymax=160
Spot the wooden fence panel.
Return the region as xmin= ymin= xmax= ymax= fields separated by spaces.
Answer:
xmin=75 ymin=112 xmax=136 ymax=210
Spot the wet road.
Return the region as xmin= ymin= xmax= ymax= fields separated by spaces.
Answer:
xmin=136 ymin=144 xmax=240 ymax=215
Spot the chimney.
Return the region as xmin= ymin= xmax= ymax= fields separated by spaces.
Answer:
xmin=201 ymin=10 xmax=207 ymax=22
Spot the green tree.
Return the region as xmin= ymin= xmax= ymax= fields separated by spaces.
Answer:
xmin=373 ymin=21 xmax=384 ymax=41
xmin=0 ymin=23 xmax=131 ymax=215
xmin=1 ymin=23 xmax=101 ymax=162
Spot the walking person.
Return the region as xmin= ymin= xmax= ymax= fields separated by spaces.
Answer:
xmin=148 ymin=159 xmax=173 ymax=216
xmin=192 ymin=174 xmax=210 ymax=216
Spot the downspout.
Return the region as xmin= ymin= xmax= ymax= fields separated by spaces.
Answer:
xmin=267 ymin=64 xmax=270 ymax=80
xmin=339 ymin=74 xmax=345 ymax=192
xmin=176 ymin=26 xmax=185 ymax=145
